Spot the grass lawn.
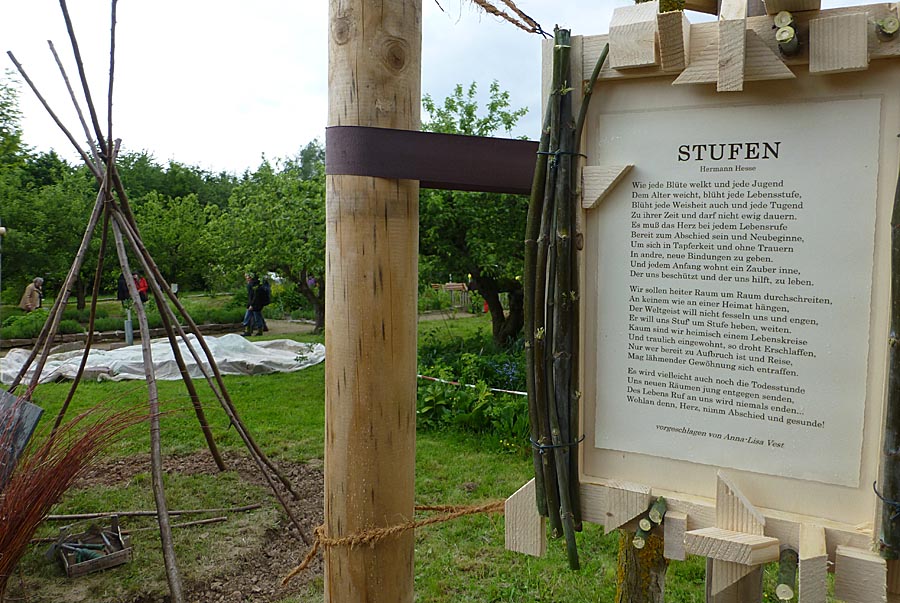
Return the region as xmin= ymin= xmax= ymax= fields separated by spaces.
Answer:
xmin=4 ymin=315 xmax=809 ymax=602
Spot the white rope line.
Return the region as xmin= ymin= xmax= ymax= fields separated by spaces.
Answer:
xmin=416 ymin=374 xmax=526 ymax=397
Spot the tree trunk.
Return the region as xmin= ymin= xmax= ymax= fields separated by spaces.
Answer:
xmin=616 ymin=530 xmax=668 ymax=603
xmin=325 ymin=1 xmax=421 ymax=602
xmin=75 ymin=274 xmax=87 ymax=310
xmin=470 ymin=272 xmax=524 ymax=346
xmin=297 ymin=273 xmax=325 ymax=333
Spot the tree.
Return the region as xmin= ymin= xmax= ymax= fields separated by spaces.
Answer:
xmin=420 ymin=81 xmax=529 ymax=345
xmin=205 ymin=141 xmax=326 ymax=331
xmin=0 ymin=72 xmax=24 ymax=168
xmin=133 ymin=191 xmax=217 ymax=290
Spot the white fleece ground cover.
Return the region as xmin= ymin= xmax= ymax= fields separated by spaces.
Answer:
xmin=0 ymin=333 xmax=325 ymax=384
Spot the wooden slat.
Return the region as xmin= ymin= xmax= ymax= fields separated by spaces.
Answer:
xmin=504 ymin=479 xmax=546 ymax=557
xmin=584 ymin=3 xmax=900 ymax=84
xmin=609 ymin=1 xmax=660 ymax=70
xmin=684 ymin=527 xmax=780 ymax=565
xmin=582 ymin=165 xmax=633 ymax=209
xmin=657 ymin=9 xmax=691 ymax=73
xmin=798 ymin=523 xmax=827 ymax=603
xmin=664 ymin=510 xmax=688 ymax=561
xmin=709 ymin=472 xmax=767 ymax=596
xmin=744 ymin=30 xmax=795 ymax=81
xmin=834 ymin=545 xmax=887 ymax=603
xmin=718 ymin=0 xmax=747 ymax=92
xmin=578 ymin=479 xmax=652 ymax=530
xmin=809 ymin=12 xmax=869 ymax=75
xmin=579 ymin=479 xmax=871 ymax=554
xmin=674 ymin=30 xmax=794 ymax=86
xmin=762 ymin=0 xmax=821 ymax=14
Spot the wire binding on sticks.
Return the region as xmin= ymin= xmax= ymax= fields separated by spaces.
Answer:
xmin=529 ymin=434 xmax=586 ymax=455
xmin=874 ymin=481 xmax=900 ymax=521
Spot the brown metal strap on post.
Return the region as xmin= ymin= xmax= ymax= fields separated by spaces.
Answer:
xmin=325 ymin=126 xmax=538 ymax=195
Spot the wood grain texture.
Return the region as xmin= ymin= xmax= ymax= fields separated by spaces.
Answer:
xmin=708 ymin=473 xmax=766 ymax=597
xmin=326 ymin=1 xmax=421 ymax=601
xmin=762 ymin=0 xmax=821 ymax=14
xmin=582 ymin=165 xmax=633 ymax=209
xmin=717 ymin=1 xmax=747 ymax=92
xmin=583 ymin=3 xmax=900 ymax=85
xmin=505 ymin=479 xmax=547 ymax=557
xmin=707 ymin=560 xmax=764 ymax=603
xmin=609 ymin=1 xmax=660 ymax=70
xmin=657 ymin=10 xmax=691 ymax=73
xmin=685 ymin=0 xmax=718 ymax=14
xmin=684 ymin=527 xmax=780 ymax=565
xmin=889 ymin=560 xmax=900 ymax=596
xmin=674 ymin=31 xmax=794 ymax=86
xmin=578 ymin=479 xmax=871 ymax=554
xmin=605 ymin=480 xmax=654 ymax=532
xmin=798 ymin=523 xmax=827 ymax=603
xmin=664 ymin=510 xmax=688 ymax=561
xmin=834 ymin=546 xmax=887 ymax=603
xmin=809 ymin=12 xmax=869 ymax=75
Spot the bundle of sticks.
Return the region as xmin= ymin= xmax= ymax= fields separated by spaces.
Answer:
xmin=524 ymin=28 xmax=608 ymax=570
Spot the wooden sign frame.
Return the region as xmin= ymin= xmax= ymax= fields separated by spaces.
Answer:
xmin=508 ymin=3 xmax=900 ymax=602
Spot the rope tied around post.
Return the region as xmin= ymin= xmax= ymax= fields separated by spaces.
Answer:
xmin=281 ymin=499 xmax=505 ymax=585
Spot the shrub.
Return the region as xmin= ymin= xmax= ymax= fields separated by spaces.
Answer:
xmin=0 ymin=310 xmax=84 ymax=340
xmin=416 ymin=327 xmax=529 ymax=452
xmin=62 ymin=307 xmax=109 ymax=323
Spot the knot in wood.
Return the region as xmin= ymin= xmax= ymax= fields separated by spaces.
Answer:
xmin=380 ymin=36 xmax=410 ymax=74
xmin=332 ymin=15 xmax=352 ymax=45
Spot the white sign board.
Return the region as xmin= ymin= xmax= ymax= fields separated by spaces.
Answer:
xmin=579 ymin=63 xmax=899 ymax=525
xmin=592 ymin=98 xmax=880 ymax=487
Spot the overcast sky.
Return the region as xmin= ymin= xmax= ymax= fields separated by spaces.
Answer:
xmin=1 ymin=1 xmax=867 ymax=175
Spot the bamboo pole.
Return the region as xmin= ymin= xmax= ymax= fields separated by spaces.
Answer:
xmin=325 ymin=0 xmax=421 ymax=600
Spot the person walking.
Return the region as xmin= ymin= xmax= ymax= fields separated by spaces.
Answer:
xmin=242 ymin=273 xmax=265 ymax=336
xmin=18 ymin=277 xmax=43 ymax=312
xmin=135 ymin=272 xmax=149 ymax=302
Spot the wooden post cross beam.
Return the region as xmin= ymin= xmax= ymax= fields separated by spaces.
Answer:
xmin=325 ymin=126 xmax=539 ymax=196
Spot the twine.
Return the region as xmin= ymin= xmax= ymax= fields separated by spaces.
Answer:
xmin=469 ymin=0 xmax=549 ymax=37
xmin=282 ymin=499 xmax=505 ymax=585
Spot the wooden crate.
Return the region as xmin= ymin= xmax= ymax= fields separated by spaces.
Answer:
xmin=55 ymin=516 xmax=133 ymax=578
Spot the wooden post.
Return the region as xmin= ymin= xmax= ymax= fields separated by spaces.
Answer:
xmin=325 ymin=1 xmax=421 ymax=602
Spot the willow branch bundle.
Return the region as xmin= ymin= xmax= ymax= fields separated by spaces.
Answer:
xmin=881 ymin=155 xmax=900 ymax=559
xmin=0 ymin=403 xmax=144 ymax=599
xmin=524 ymin=30 xmax=609 ymax=570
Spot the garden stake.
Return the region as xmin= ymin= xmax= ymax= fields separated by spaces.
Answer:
xmin=880 ymin=132 xmax=900 ymax=559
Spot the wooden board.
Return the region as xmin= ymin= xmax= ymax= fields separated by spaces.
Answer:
xmin=808 ymin=12 xmax=869 ymax=75
xmin=798 ymin=523 xmax=827 ymax=603
xmin=833 ymin=546 xmax=887 ymax=603
xmin=609 ymin=1 xmax=659 ymax=70
xmin=504 ymin=479 xmax=546 ymax=557
xmin=0 ymin=388 xmax=44 ymax=489
xmin=583 ymin=4 xmax=900 ymax=84
xmin=683 ymin=527 xmax=780 ymax=564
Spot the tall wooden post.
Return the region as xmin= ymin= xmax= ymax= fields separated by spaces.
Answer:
xmin=325 ymin=1 xmax=421 ymax=602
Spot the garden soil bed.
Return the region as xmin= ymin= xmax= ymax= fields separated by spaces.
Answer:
xmin=30 ymin=451 xmax=325 ymax=603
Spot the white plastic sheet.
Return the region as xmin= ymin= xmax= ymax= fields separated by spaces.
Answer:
xmin=0 ymin=334 xmax=325 ymax=385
